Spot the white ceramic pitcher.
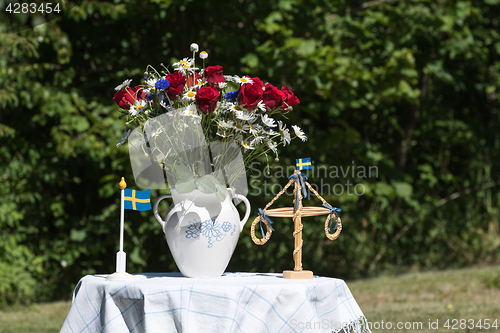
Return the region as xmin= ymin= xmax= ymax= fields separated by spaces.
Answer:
xmin=153 ymin=188 xmax=250 ymax=278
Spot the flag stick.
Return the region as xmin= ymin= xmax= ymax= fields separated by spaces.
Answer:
xmin=107 ymin=177 xmax=135 ymax=281
xmin=120 ymin=179 xmax=125 ymax=253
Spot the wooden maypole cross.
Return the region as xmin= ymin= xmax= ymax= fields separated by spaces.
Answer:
xmin=250 ymin=159 xmax=343 ymax=279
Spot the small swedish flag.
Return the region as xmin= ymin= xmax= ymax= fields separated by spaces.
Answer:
xmin=124 ymin=188 xmax=152 ymax=211
xmin=296 ymin=158 xmax=312 ymax=170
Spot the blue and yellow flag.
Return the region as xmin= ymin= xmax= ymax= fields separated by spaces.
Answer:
xmin=296 ymin=158 xmax=312 ymax=170
xmin=124 ymin=188 xmax=152 ymax=211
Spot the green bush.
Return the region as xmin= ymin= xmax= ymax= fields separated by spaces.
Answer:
xmin=1 ymin=0 xmax=499 ymax=305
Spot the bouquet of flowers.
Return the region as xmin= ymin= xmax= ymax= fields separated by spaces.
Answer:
xmin=113 ymin=43 xmax=306 ymax=161
xmin=112 ymin=44 xmax=307 ymax=199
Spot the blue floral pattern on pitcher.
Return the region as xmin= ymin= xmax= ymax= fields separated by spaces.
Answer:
xmin=186 ymin=220 xmax=236 ymax=248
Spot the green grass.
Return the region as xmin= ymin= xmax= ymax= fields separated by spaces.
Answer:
xmin=349 ymin=265 xmax=500 ymax=332
xmin=0 ymin=301 xmax=70 ymax=333
xmin=1 ymin=265 xmax=499 ymax=332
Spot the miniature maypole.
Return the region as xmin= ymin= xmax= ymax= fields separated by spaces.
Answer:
xmin=250 ymin=158 xmax=343 ymax=279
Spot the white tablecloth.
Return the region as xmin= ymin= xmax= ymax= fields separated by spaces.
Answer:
xmin=60 ymin=272 xmax=369 ymax=333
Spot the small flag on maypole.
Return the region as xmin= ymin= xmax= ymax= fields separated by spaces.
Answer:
xmin=296 ymin=158 xmax=312 ymax=170
xmin=107 ymin=177 xmax=151 ymax=281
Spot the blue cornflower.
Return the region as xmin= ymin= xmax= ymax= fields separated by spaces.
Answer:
xmin=155 ymin=79 xmax=170 ymax=90
xmin=224 ymin=90 xmax=239 ymax=102
xmin=146 ymin=93 xmax=154 ymax=101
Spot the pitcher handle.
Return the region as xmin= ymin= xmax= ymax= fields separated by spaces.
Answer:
xmin=153 ymin=194 xmax=172 ymax=227
xmin=233 ymin=193 xmax=251 ymax=232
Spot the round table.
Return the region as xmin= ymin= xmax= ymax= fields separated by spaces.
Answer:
xmin=60 ymin=272 xmax=369 ymax=333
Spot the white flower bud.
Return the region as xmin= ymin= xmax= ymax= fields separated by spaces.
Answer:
xmin=190 ymin=43 xmax=199 ymax=52
xmin=200 ymin=51 xmax=208 ymax=59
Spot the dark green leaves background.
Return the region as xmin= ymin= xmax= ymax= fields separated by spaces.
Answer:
xmin=1 ymin=0 xmax=499 ymax=305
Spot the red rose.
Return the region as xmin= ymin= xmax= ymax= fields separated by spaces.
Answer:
xmin=113 ymin=86 xmax=145 ymax=109
xmin=187 ymin=72 xmax=202 ymax=88
xmin=237 ymin=77 xmax=264 ymax=111
xmin=280 ymin=86 xmax=300 ymax=112
xmin=204 ymin=65 xmax=225 ymax=89
xmin=262 ymin=83 xmax=285 ymax=112
xmin=165 ymin=72 xmax=186 ymax=100
xmin=195 ymin=86 xmax=220 ymax=114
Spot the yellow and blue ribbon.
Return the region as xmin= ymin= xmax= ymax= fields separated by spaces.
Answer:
xmin=322 ymin=203 xmax=341 ymax=232
xmin=258 ymin=208 xmax=274 ymax=239
xmin=289 ymin=172 xmax=308 ymax=208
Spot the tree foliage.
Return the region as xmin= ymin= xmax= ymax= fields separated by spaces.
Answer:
xmin=1 ymin=0 xmax=499 ymax=305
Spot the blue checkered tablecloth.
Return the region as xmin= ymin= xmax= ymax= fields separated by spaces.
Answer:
xmin=60 ymin=272 xmax=369 ymax=333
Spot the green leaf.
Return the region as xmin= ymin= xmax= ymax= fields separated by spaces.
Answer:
xmin=215 ymin=183 xmax=228 ymax=202
xmin=174 ymin=165 xmax=194 ymax=182
xmin=241 ymin=53 xmax=259 ymax=69
xmin=73 ymin=117 xmax=90 ymax=132
xmin=175 ymin=179 xmax=196 ymax=194
xmin=70 ymin=229 xmax=87 ymax=242
xmin=296 ymin=39 xmax=316 ymax=57
xmin=393 ymin=182 xmax=413 ymax=198
xmin=194 ymin=174 xmax=217 ymax=194
xmin=374 ymin=183 xmax=393 ymax=196
xmin=196 ymin=161 xmax=206 ymax=177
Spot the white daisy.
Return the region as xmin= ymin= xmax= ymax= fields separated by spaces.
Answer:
xmin=262 ymin=126 xmax=277 ymax=136
xmin=146 ymin=78 xmax=157 ymax=88
xmin=142 ymin=78 xmax=158 ymax=93
xmin=292 ymin=125 xmax=307 ymax=142
xmin=218 ymin=101 xmax=232 ymax=111
xmin=261 ymin=114 xmax=276 ymax=127
xmin=216 ymin=127 xmax=232 ymax=138
xmin=149 ymin=127 xmax=164 ymax=138
xmin=129 ymin=100 xmax=147 ymax=116
xmin=116 ymin=129 xmax=131 ymax=147
xmin=248 ymin=122 xmax=261 ymax=135
xmin=229 ymin=103 xmax=243 ymax=112
xmin=114 ymin=79 xmax=132 ymax=91
xmin=224 ymin=75 xmax=237 ymax=82
xmin=265 ymin=139 xmax=278 ymax=153
xmin=160 ymin=99 xmax=172 ymax=111
xmin=190 ymin=43 xmax=199 ymax=52
xmin=250 ymin=135 xmax=265 ymax=146
xmin=240 ymin=140 xmax=255 ymax=151
xmin=235 ymin=110 xmax=257 ymax=122
xmin=218 ymin=82 xmax=227 ymax=89
xmin=233 ymin=121 xmax=250 ymax=133
xmin=257 ymin=100 xmax=266 ymax=112
xmin=175 ymin=65 xmax=199 ymax=75
xmin=182 ymin=90 xmax=197 ymax=102
xmin=199 ymin=51 xmax=208 ymax=59
xmin=181 ymin=105 xmax=201 ymax=120
xmin=278 ymin=121 xmax=291 ymax=146
xmin=231 ymin=75 xmax=253 ymax=85
xmin=173 ymin=58 xmax=194 ymax=68
xmin=218 ymin=119 xmax=234 ymax=129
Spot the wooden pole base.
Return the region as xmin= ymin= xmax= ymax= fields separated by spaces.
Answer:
xmin=283 ymin=270 xmax=313 ymax=279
